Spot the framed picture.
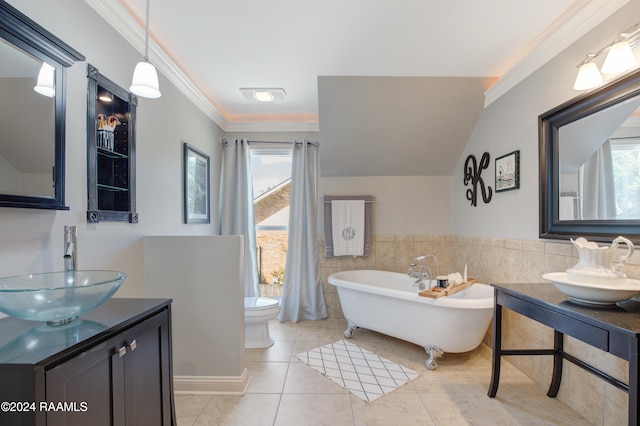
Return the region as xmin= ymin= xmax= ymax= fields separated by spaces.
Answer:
xmin=183 ymin=143 xmax=210 ymax=224
xmin=495 ymin=150 xmax=520 ymax=192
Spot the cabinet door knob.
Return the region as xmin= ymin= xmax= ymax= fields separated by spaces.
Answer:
xmin=129 ymin=340 xmax=137 ymax=351
xmin=118 ymin=346 xmax=127 ymax=358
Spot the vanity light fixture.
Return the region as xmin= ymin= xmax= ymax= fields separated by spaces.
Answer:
xmin=573 ymin=55 xmax=603 ymax=91
xmin=239 ymin=88 xmax=286 ymax=102
xmin=33 ymin=62 xmax=55 ymax=97
xmin=601 ymin=36 xmax=636 ymax=75
xmin=573 ymin=22 xmax=640 ymax=91
xmin=129 ymin=0 xmax=161 ymax=98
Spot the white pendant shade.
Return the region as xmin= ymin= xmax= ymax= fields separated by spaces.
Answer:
xmin=573 ymin=61 xmax=603 ymax=91
xmin=130 ymin=60 xmax=161 ymax=98
xmin=601 ymin=40 xmax=636 ymax=75
xmin=33 ymin=63 xmax=55 ymax=97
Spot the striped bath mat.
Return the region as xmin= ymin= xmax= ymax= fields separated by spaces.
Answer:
xmin=296 ymin=340 xmax=419 ymax=402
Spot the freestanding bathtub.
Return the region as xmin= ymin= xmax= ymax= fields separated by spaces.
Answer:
xmin=328 ymin=269 xmax=494 ymax=369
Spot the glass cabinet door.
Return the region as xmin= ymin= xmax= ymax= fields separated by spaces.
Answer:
xmin=86 ymin=64 xmax=138 ymax=223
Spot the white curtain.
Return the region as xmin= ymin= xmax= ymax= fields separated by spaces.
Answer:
xmin=279 ymin=141 xmax=327 ymax=322
xmin=581 ymin=140 xmax=616 ymax=220
xmin=219 ymin=138 xmax=259 ymax=297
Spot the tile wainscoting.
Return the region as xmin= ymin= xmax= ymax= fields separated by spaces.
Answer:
xmin=320 ymin=234 xmax=640 ymax=425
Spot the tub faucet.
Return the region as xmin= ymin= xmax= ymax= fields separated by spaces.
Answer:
xmin=408 ymin=255 xmax=440 ymax=285
xmin=64 ymin=226 xmax=77 ymax=271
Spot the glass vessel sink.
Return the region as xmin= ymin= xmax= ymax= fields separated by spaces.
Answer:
xmin=0 ymin=270 xmax=126 ymax=325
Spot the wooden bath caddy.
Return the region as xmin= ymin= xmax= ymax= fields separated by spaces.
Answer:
xmin=419 ymin=278 xmax=477 ymax=298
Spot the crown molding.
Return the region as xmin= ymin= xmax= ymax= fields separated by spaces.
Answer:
xmin=484 ymin=0 xmax=631 ymax=107
xmin=223 ymin=121 xmax=319 ymax=133
xmin=86 ymin=0 xmax=305 ymax=132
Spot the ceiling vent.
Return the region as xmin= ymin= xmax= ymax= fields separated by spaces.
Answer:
xmin=240 ymin=88 xmax=286 ymax=102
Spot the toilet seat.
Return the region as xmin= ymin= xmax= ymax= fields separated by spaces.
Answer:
xmin=244 ymin=296 xmax=279 ymax=311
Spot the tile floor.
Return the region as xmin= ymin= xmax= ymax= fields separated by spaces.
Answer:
xmin=175 ymin=319 xmax=591 ymax=425
xmin=296 ymin=339 xmax=420 ymax=403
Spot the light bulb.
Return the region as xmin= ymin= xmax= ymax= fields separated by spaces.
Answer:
xmin=573 ymin=61 xmax=603 ymax=90
xmin=254 ymin=91 xmax=274 ymax=102
xmin=601 ymin=39 xmax=636 ymax=75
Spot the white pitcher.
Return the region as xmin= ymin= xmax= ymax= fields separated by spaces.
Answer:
xmin=566 ymin=236 xmax=634 ymax=284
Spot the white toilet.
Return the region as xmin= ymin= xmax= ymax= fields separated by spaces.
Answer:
xmin=244 ymin=297 xmax=280 ymax=348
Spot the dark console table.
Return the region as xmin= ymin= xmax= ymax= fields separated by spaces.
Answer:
xmin=488 ymin=283 xmax=640 ymax=426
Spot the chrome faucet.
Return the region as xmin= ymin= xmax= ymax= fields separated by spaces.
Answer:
xmin=64 ymin=226 xmax=77 ymax=271
xmin=408 ymin=255 xmax=440 ymax=286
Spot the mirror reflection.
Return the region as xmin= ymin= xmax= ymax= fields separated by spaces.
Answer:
xmin=559 ymin=97 xmax=640 ymax=221
xmin=0 ymin=37 xmax=55 ymax=198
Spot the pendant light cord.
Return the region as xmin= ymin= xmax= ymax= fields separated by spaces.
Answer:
xmin=144 ymin=0 xmax=150 ymax=61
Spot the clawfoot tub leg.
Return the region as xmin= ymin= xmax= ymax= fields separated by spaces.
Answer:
xmin=343 ymin=320 xmax=358 ymax=339
xmin=424 ymin=345 xmax=444 ymax=370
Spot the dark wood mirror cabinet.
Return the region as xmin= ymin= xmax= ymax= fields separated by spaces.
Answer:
xmin=86 ymin=64 xmax=138 ymax=223
xmin=0 ymin=1 xmax=84 ymax=210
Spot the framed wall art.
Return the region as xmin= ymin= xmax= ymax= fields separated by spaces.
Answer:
xmin=183 ymin=142 xmax=210 ymax=224
xmin=495 ymin=150 xmax=520 ymax=193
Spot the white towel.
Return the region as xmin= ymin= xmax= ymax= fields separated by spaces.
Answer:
xmin=559 ymin=196 xmax=575 ymax=220
xmin=331 ymin=200 xmax=365 ymax=256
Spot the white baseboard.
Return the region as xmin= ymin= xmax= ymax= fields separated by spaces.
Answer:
xmin=173 ymin=368 xmax=249 ymax=395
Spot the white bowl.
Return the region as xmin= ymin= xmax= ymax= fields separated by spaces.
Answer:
xmin=542 ymin=272 xmax=640 ymax=306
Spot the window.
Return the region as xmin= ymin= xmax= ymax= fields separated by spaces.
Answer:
xmin=611 ymin=138 xmax=640 ymax=219
xmin=251 ymin=149 xmax=292 ymax=297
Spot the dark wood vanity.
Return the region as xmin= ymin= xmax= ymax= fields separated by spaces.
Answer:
xmin=0 ymin=298 xmax=175 ymax=425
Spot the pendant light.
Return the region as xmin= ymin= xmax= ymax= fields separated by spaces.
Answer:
xmin=33 ymin=62 xmax=55 ymax=97
xmin=130 ymin=0 xmax=161 ymax=98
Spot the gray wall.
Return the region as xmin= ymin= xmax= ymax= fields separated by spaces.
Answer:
xmin=3 ymin=0 xmax=640 ymax=401
xmin=0 ymin=0 xmax=223 ymax=295
xmin=452 ymin=1 xmax=640 ymax=240
xmin=5 ymin=1 xmax=639 ymax=278
xmin=225 ymin=132 xmax=453 ymax=236
xmin=0 ymin=0 xmax=252 ymax=391
xmin=144 ymin=236 xmax=245 ymax=388
xmin=319 ymin=176 xmax=452 ymax=235
xmin=0 ymin=0 xmax=246 ymax=388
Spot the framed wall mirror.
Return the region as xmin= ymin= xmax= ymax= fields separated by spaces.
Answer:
xmin=540 ymin=68 xmax=640 ymax=243
xmin=0 ymin=1 xmax=84 ymax=210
